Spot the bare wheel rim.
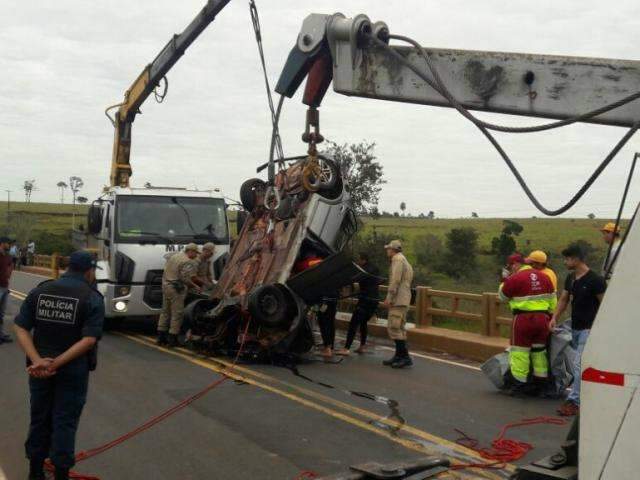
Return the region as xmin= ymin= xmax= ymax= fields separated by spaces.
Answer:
xmin=317 ymin=159 xmax=334 ymax=185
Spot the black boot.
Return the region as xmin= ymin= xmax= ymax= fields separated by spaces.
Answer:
xmin=54 ymin=467 xmax=70 ymax=480
xmin=391 ymin=341 xmax=413 ymax=368
xmin=167 ymin=333 xmax=178 ymax=348
xmin=383 ymin=340 xmax=402 ymax=366
xmin=391 ymin=340 xmax=413 ymax=368
xmin=157 ymin=331 xmax=168 ymax=346
xmin=383 ymin=355 xmax=399 ymax=366
xmin=28 ymin=459 xmax=45 ymax=480
xmin=391 ymin=356 xmax=413 ymax=368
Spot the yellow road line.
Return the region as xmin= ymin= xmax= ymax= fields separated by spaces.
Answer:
xmin=136 ymin=333 xmax=502 ymax=468
xmin=10 ymin=290 xmax=27 ymax=300
xmin=124 ymin=332 xmax=511 ymax=479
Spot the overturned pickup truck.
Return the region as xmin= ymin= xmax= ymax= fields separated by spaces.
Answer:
xmin=185 ymin=155 xmax=366 ymax=356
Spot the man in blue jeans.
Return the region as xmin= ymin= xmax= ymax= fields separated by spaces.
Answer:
xmin=14 ymin=251 xmax=104 ymax=480
xmin=549 ymin=244 xmax=606 ymax=416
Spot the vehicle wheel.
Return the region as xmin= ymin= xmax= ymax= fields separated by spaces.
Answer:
xmin=183 ymin=298 xmax=217 ymax=328
xmin=317 ymin=171 xmax=344 ymax=200
xmin=248 ymin=284 xmax=293 ymax=329
xmin=302 ymin=158 xmax=339 ymax=192
xmin=240 ymin=178 xmax=266 ymax=211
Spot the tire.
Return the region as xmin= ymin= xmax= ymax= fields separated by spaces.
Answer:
xmin=248 ymin=284 xmax=293 ymax=329
xmin=183 ymin=298 xmax=217 ymax=327
xmin=240 ymin=178 xmax=266 ymax=211
xmin=318 ymin=171 xmax=344 ymax=200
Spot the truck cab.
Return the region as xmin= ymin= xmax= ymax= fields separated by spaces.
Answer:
xmin=82 ymin=186 xmax=230 ymax=324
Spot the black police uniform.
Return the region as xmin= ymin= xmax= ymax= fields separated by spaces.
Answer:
xmin=14 ymin=272 xmax=104 ymax=473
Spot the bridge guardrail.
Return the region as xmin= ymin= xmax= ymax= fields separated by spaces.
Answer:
xmin=338 ymin=285 xmax=513 ymax=337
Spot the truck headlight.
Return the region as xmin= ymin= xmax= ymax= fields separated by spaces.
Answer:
xmin=114 ymin=300 xmax=128 ymax=312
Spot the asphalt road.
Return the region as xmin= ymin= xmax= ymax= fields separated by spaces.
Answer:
xmin=0 ymin=271 xmax=571 ymax=480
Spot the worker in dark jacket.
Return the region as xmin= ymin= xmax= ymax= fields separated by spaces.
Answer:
xmin=14 ymin=251 xmax=104 ymax=480
xmin=336 ymin=253 xmax=382 ymax=355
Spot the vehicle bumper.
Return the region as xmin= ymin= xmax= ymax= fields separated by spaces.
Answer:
xmin=100 ymin=283 xmax=162 ymax=318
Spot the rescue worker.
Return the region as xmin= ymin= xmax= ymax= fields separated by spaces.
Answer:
xmin=551 ymin=244 xmax=606 ymax=416
xmin=525 ymin=250 xmax=558 ymax=292
xmin=501 ymin=253 xmax=524 ymax=282
xmin=382 ymin=240 xmax=414 ymax=369
xmin=600 ymin=222 xmax=622 ymax=278
xmin=157 ymin=243 xmax=200 ymax=347
xmin=336 ymin=252 xmax=382 ymax=355
xmin=0 ymin=236 xmax=14 ymax=344
xmin=499 ymin=254 xmax=556 ymax=395
xmin=13 ymin=251 xmax=104 ymax=480
xmin=194 ymin=242 xmax=216 ymax=291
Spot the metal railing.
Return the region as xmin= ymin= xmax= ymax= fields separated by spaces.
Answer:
xmin=32 ymin=254 xmax=69 ymax=279
xmin=338 ymin=285 xmax=513 ymax=337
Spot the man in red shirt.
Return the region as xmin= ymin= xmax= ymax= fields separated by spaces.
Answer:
xmin=0 ymin=236 xmax=15 ymax=344
xmin=499 ymin=254 xmax=556 ymax=394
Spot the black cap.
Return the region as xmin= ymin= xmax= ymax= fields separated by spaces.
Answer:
xmin=68 ymin=251 xmax=101 ymax=272
xmin=0 ymin=237 xmax=10 ymax=244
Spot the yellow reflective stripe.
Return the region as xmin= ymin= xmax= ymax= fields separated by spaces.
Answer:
xmin=510 ymin=350 xmax=530 ymax=382
xmin=511 ymin=293 xmax=556 ymax=302
xmin=509 ymin=300 xmax=553 ymax=311
xmin=531 ymin=350 xmax=549 ymax=378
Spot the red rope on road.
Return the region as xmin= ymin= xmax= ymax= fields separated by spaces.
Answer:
xmin=44 ymin=320 xmax=252 ymax=480
xmin=294 ymin=470 xmax=319 ymax=479
xmin=453 ymin=416 xmax=567 ymax=466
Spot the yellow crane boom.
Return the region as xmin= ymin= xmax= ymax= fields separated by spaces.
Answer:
xmin=107 ymin=0 xmax=231 ymax=187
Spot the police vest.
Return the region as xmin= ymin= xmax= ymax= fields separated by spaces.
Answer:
xmin=32 ymin=279 xmax=93 ymax=358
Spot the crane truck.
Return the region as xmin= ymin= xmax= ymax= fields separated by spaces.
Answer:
xmin=268 ymin=12 xmax=640 ymax=480
xmin=75 ymin=1 xmax=233 ymax=325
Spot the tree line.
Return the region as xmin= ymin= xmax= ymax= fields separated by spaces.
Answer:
xmin=22 ymin=177 xmax=87 ymax=204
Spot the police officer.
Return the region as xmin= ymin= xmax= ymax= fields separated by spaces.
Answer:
xmin=13 ymin=251 xmax=104 ymax=480
xmin=382 ymin=240 xmax=414 ymax=368
xmin=157 ymin=243 xmax=200 ymax=347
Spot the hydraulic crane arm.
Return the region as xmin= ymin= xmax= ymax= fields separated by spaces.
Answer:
xmin=108 ymin=0 xmax=231 ymax=188
xmin=275 ymin=14 xmax=640 ymax=480
xmin=275 ymin=13 xmax=640 ymax=128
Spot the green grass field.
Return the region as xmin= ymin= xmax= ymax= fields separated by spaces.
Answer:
xmin=358 ymin=216 xmax=624 ymax=296
xmin=360 ymin=217 xmax=615 ymax=256
xmin=0 ymin=201 xmax=88 ymax=254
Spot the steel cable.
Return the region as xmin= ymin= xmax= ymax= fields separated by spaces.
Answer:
xmin=383 ymin=34 xmax=640 ymax=134
xmin=369 ymin=34 xmax=640 ymax=216
xmin=249 ymin=0 xmax=284 ymax=161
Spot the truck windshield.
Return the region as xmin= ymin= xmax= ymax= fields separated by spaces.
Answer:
xmin=115 ymin=195 xmax=228 ymax=244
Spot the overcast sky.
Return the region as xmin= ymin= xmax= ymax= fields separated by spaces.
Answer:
xmin=2 ymin=0 xmax=639 ymax=218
